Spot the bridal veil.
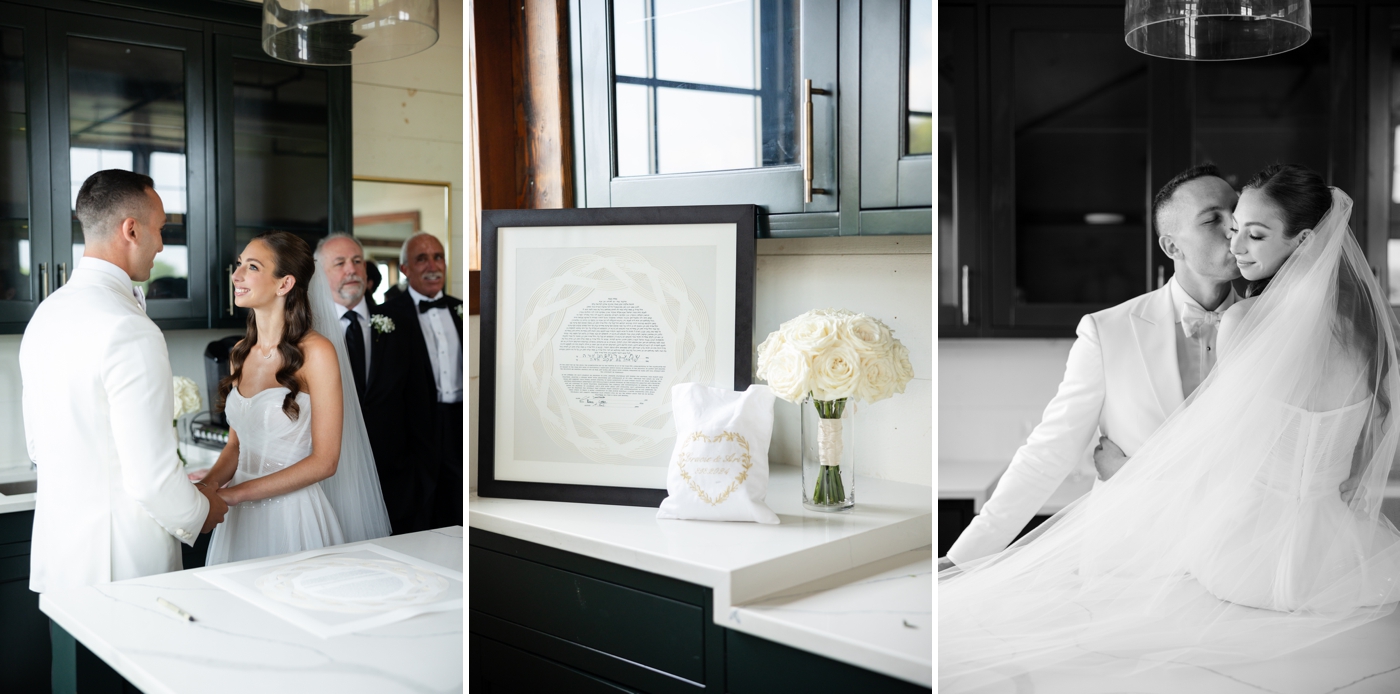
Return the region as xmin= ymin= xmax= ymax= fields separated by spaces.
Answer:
xmin=308 ymin=262 xmax=393 ymax=542
xmin=939 ymin=189 xmax=1400 ymax=690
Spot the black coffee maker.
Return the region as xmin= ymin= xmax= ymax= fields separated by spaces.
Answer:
xmin=203 ymin=335 xmax=244 ymax=428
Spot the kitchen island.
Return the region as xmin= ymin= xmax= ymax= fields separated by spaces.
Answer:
xmin=39 ymin=527 xmax=463 ymax=694
xmin=469 ymin=466 xmax=934 ymax=692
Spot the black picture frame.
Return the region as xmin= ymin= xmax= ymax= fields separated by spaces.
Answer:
xmin=478 ymin=204 xmax=758 ymax=507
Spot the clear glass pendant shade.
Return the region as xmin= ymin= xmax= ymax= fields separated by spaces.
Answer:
xmin=262 ymin=0 xmax=439 ymax=66
xmin=1124 ymin=0 xmax=1310 ymax=61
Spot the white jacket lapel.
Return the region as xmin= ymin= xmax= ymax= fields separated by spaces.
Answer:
xmin=1131 ymin=286 xmax=1184 ymax=420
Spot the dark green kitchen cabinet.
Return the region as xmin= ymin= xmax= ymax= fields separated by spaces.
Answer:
xmin=468 ymin=528 xmax=932 ymax=694
xmin=0 ymin=510 xmax=49 ymax=693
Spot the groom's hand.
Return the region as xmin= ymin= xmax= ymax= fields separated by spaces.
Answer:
xmin=198 ymin=483 xmax=228 ymax=533
xmin=1340 ymin=477 xmax=1361 ymax=504
xmin=1093 ymin=436 xmax=1129 ymax=481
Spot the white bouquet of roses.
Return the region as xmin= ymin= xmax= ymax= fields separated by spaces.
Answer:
xmin=173 ymin=376 xmax=202 ymax=465
xmin=755 ymin=309 xmax=914 ymax=505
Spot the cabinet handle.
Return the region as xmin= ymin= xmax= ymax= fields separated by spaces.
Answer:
xmin=960 ymin=265 xmax=970 ymax=327
xmin=57 ymin=262 xmax=67 ymax=288
xmin=39 ymin=263 xmax=48 ymax=300
xmin=803 ymin=78 xmax=831 ymax=204
xmin=226 ymin=264 xmax=235 ymax=316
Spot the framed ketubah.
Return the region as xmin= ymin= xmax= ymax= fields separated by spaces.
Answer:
xmin=478 ymin=205 xmax=757 ymax=507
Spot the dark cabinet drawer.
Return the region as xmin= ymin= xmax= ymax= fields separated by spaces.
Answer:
xmin=470 ymin=633 xmax=639 ymax=694
xmin=472 ymin=546 xmax=705 ymax=684
xmin=0 ymin=510 xmax=33 ymax=545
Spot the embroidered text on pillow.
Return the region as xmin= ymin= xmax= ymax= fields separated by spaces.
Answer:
xmin=674 ymin=431 xmax=753 ymax=506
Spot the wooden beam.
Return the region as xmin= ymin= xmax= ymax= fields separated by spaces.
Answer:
xmin=472 ymin=0 xmax=575 ymax=212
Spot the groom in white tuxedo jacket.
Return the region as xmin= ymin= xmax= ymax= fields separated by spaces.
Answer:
xmin=21 ymin=170 xmax=228 ymax=594
xmin=945 ymin=165 xmax=1243 ymax=568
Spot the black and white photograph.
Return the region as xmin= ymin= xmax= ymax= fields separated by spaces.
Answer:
xmin=938 ymin=1 xmax=1400 ymax=692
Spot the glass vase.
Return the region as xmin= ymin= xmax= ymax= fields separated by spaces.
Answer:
xmin=801 ymin=395 xmax=855 ymax=512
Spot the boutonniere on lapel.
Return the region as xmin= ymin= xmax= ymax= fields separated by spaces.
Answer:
xmin=371 ymin=314 xmax=395 ymax=334
xmin=454 ymin=304 xmax=463 ymax=318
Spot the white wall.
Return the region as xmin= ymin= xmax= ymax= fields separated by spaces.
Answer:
xmin=468 ymin=235 xmax=934 ymax=492
xmin=352 ymin=0 xmax=466 ymax=298
xmin=937 ymin=338 xmax=1077 ymax=466
xmin=0 ymin=335 xmax=25 ymax=470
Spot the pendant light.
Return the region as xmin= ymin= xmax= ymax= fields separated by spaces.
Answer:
xmin=1124 ymin=0 xmax=1311 ymax=61
xmin=262 ymin=0 xmax=439 ymax=66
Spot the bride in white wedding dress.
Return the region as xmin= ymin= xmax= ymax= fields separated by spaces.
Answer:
xmin=939 ymin=165 xmax=1400 ymax=692
xmin=202 ymin=231 xmax=391 ymax=565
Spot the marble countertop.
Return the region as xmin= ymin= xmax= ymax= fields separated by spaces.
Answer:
xmin=733 ymin=545 xmax=931 ymax=688
xmin=0 ymin=466 xmax=37 ymax=514
xmin=959 ymin=606 xmax=1400 ymax=694
xmin=40 ymin=527 xmax=464 ymax=694
xmin=468 ymin=465 xmax=933 ymax=687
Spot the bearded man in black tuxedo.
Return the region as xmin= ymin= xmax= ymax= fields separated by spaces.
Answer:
xmin=365 ymin=232 xmax=463 ymax=533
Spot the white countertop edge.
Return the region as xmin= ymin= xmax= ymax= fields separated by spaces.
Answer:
xmin=41 ymin=593 xmax=179 ymax=694
xmin=722 ymin=605 xmax=932 ymax=688
xmin=467 ymin=512 xmax=734 ymax=590
xmin=0 ymin=495 xmax=36 ymax=514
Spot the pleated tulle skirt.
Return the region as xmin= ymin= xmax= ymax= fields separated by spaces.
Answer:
xmin=205 ymin=481 xmax=346 ymax=565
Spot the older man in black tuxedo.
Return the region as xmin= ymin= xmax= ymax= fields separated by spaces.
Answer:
xmin=365 ymin=232 xmax=463 ymax=533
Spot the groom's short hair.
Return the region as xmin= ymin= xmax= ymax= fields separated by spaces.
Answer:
xmin=75 ymin=169 xmax=155 ymax=241
xmin=1152 ymin=164 xmax=1223 ymax=237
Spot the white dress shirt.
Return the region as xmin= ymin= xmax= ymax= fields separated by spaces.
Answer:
xmin=408 ymin=286 xmax=462 ymax=404
xmin=338 ymin=298 xmax=372 ymax=382
xmin=1168 ymin=277 xmax=1237 ymax=399
xmin=80 ymin=256 xmax=145 ymax=312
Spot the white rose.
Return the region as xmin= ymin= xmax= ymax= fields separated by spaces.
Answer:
xmin=857 ymin=352 xmax=900 ymax=403
xmin=172 ymin=376 xmax=202 ymax=420
xmin=755 ymin=331 xmax=785 ymax=376
xmin=758 ymin=342 xmax=811 ymax=403
xmin=809 ymin=343 xmax=861 ymax=401
xmin=782 ymin=310 xmax=842 ymax=355
xmin=890 ymin=340 xmax=914 ymax=390
xmin=843 ymin=313 xmax=893 ymax=356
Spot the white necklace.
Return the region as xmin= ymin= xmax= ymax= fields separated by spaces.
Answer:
xmin=260 ymin=344 xmax=278 ymax=360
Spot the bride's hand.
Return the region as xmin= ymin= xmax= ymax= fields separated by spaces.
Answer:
xmin=215 ymin=485 xmax=243 ymax=506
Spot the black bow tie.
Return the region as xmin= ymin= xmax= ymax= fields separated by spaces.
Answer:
xmin=418 ymin=297 xmax=451 ymax=313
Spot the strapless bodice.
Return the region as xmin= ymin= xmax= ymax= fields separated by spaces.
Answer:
xmin=1255 ymin=399 xmax=1370 ymax=499
xmin=226 ymin=387 xmax=313 ymax=479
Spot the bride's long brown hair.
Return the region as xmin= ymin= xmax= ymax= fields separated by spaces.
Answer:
xmin=217 ymin=231 xmax=316 ymax=421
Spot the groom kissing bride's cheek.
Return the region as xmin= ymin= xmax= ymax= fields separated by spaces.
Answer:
xmin=939 ymin=163 xmax=1400 ymax=691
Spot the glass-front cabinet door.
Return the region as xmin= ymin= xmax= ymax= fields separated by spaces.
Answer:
xmin=213 ymin=35 xmax=341 ymax=328
xmin=861 ymin=0 xmax=933 ymax=214
xmin=47 ymin=14 xmax=207 ymax=327
xmin=987 ymin=6 xmax=1150 ymax=330
xmin=574 ymin=0 xmax=837 ymax=219
xmin=937 ymin=3 xmax=976 ymax=333
xmin=0 ymin=4 xmax=48 ymax=326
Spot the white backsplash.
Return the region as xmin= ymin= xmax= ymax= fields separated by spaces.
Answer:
xmin=937 ymin=338 xmax=1078 ymax=465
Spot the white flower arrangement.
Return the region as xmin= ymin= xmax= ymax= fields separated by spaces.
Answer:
xmin=172 ymin=376 xmax=202 ymax=466
xmin=755 ymin=308 xmax=914 ymax=506
xmin=173 ymin=376 xmax=202 ymax=420
xmin=755 ymin=308 xmax=913 ymax=405
xmin=371 ymin=314 xmax=396 ymax=334
xmin=454 ymin=304 xmax=464 ymax=318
